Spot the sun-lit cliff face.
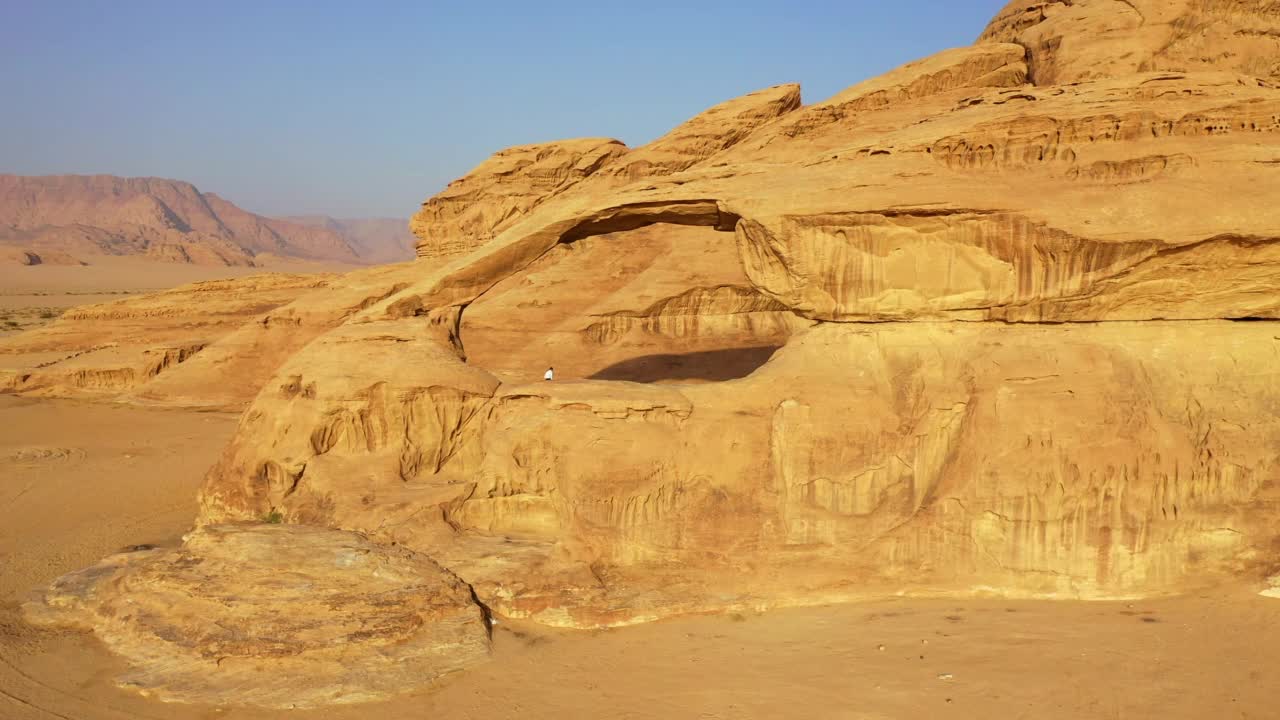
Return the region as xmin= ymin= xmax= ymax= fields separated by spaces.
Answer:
xmin=979 ymin=0 xmax=1280 ymax=85
xmin=23 ymin=1 xmax=1280 ymax=702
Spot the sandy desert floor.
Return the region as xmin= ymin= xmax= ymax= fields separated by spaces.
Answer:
xmin=1 ymin=394 xmax=1277 ymax=720
xmin=0 ymin=256 xmax=357 ymax=336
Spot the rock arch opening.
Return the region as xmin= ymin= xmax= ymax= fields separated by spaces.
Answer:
xmin=458 ymin=216 xmax=806 ymax=384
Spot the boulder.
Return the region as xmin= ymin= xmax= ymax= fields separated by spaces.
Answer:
xmin=24 ymin=524 xmax=490 ymax=707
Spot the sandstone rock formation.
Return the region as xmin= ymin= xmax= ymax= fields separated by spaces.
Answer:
xmin=0 ymin=246 xmax=85 ymax=266
xmin=461 ymin=222 xmax=810 ymax=383
xmin=980 ymin=0 xmax=1280 ymax=85
xmin=1265 ymin=575 xmax=1280 ymax=599
xmin=408 ymin=83 xmax=803 ymax=260
xmin=0 ymin=273 xmax=331 ymax=403
xmin=187 ymin=0 xmax=1280 ymax=633
xmin=196 ymin=319 xmax=1280 ymax=627
xmin=0 ymin=174 xmax=407 ymax=266
xmin=26 ymin=0 xmax=1280 ymax=703
xmin=0 ymin=262 xmax=434 ymax=409
xmin=410 ymin=138 xmax=627 ymax=259
xmin=586 ymin=83 xmax=803 ymax=185
xmin=23 ymin=524 xmax=490 ymax=707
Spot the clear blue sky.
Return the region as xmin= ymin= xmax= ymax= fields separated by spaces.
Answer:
xmin=1 ymin=1 xmax=1006 ymax=219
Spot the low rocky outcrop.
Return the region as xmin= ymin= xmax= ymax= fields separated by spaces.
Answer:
xmin=23 ymin=524 xmax=490 ymax=707
xmin=0 ymin=273 xmax=332 ymax=404
xmin=0 ymin=262 xmax=440 ymax=408
xmin=0 ymin=247 xmax=85 ymax=265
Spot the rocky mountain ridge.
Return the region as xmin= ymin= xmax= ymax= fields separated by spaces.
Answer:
xmin=0 ymin=174 xmax=413 ymax=265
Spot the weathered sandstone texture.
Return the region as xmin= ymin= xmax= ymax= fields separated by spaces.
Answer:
xmin=197 ymin=321 xmax=1280 ymax=627
xmin=408 ymin=83 xmax=803 ymax=259
xmin=410 ymin=138 xmax=627 ymax=259
xmin=980 ymin=0 xmax=1280 ymax=85
xmin=184 ymin=0 xmax=1280 ymax=631
xmin=0 ymin=262 xmax=431 ymax=408
xmin=23 ymin=524 xmax=490 ymax=707
xmin=1264 ymin=575 xmax=1280 ymax=599
xmin=26 ymin=0 xmax=1280 ymax=703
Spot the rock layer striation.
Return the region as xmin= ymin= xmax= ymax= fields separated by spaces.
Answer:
xmin=202 ymin=0 xmax=1280 ymax=627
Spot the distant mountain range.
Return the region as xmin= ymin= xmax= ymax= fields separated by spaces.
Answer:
xmin=0 ymin=174 xmax=416 ymax=266
xmin=278 ymin=216 xmax=417 ymax=265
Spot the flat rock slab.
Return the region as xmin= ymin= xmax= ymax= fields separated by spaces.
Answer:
xmin=23 ymin=523 xmax=490 ymax=708
xmin=1264 ymin=576 xmax=1280 ymax=600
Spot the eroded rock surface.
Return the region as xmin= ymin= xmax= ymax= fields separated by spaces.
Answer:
xmin=1264 ymin=575 xmax=1280 ymax=599
xmin=0 ymin=262 xmax=430 ymax=408
xmin=980 ymin=0 xmax=1280 ymax=85
xmin=462 ymin=222 xmax=809 ymax=383
xmin=198 ymin=321 xmax=1280 ymax=627
xmin=23 ymin=524 xmax=490 ymax=707
xmin=0 ymin=273 xmax=327 ymax=401
xmin=588 ymin=83 xmax=803 ymax=186
xmin=183 ymin=0 xmax=1280 ymax=632
xmin=25 ymin=0 xmax=1280 ymax=696
xmin=410 ymin=138 xmax=628 ymax=259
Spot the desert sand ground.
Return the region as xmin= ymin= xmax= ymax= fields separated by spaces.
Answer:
xmin=0 ymin=256 xmax=357 ymax=336
xmin=1 ymin=393 xmax=1277 ymax=720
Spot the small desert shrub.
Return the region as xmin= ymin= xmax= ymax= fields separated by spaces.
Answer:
xmin=263 ymin=508 xmax=285 ymax=524
xmin=38 ymin=309 xmax=59 ymax=319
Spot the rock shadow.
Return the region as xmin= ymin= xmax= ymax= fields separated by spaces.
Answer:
xmin=588 ymin=345 xmax=782 ymax=383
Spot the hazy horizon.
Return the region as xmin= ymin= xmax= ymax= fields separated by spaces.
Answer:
xmin=2 ymin=1 xmax=1004 ymax=218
